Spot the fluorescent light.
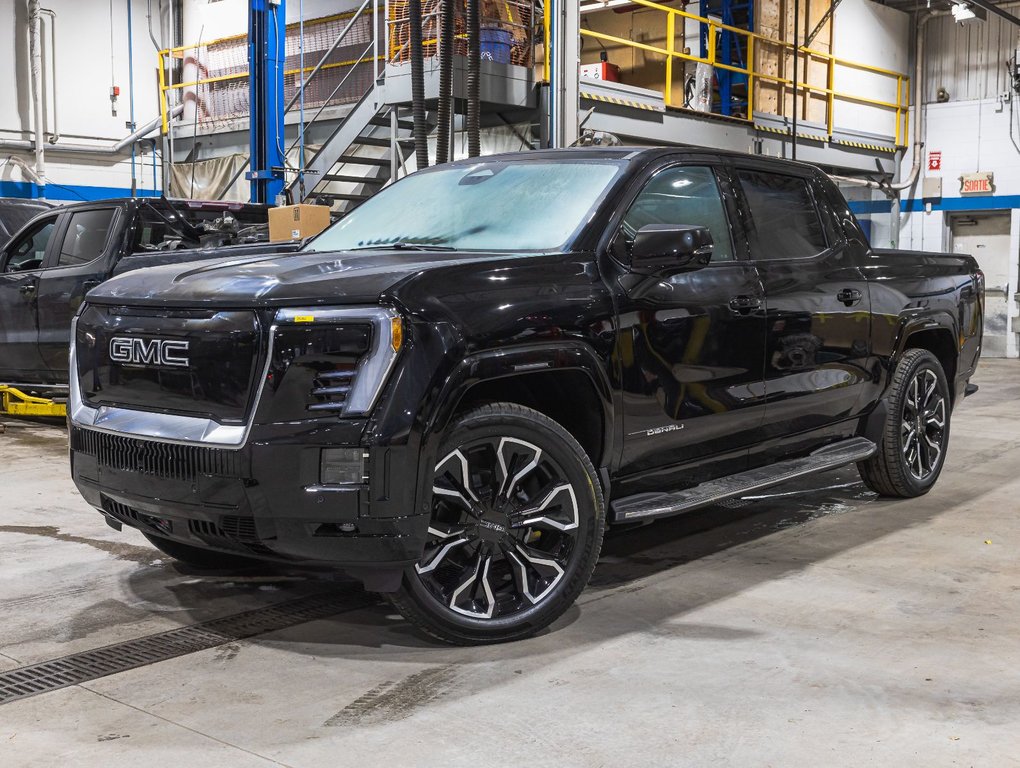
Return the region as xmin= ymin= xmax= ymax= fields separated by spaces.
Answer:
xmin=952 ymin=3 xmax=977 ymax=21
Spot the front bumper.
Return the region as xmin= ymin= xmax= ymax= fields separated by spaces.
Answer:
xmin=69 ymin=420 xmax=431 ymax=572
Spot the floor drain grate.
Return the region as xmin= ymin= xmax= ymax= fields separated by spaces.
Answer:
xmin=0 ymin=590 xmax=373 ymax=706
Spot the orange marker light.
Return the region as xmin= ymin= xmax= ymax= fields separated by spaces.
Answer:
xmin=391 ymin=316 xmax=403 ymax=352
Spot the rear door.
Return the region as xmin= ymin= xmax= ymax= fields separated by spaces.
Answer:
xmin=610 ymin=159 xmax=767 ymax=490
xmin=731 ymin=163 xmax=872 ymax=445
xmin=0 ymin=212 xmax=62 ymax=382
xmin=37 ymin=205 xmax=122 ymax=377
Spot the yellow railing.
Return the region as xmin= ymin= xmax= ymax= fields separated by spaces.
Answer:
xmin=578 ymin=0 xmax=910 ymax=147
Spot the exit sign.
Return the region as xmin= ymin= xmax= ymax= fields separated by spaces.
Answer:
xmin=928 ymin=151 xmax=941 ymax=171
xmin=960 ymin=172 xmax=994 ymax=195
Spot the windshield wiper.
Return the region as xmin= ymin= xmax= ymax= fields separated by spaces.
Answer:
xmin=349 ymin=242 xmax=457 ymax=252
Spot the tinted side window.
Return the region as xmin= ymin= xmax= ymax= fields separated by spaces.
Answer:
xmin=619 ymin=165 xmax=734 ymax=262
xmin=3 ymin=216 xmax=58 ymax=272
xmin=736 ymin=170 xmax=828 ymax=260
xmin=57 ymin=208 xmax=117 ymax=267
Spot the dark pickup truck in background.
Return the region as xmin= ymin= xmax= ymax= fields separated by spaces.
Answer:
xmin=0 ymin=197 xmax=300 ymax=389
xmin=67 ymin=148 xmax=983 ymax=645
xmin=0 ymin=197 xmax=53 ymax=245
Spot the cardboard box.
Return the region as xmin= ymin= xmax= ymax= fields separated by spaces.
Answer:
xmin=269 ymin=204 xmax=332 ymax=242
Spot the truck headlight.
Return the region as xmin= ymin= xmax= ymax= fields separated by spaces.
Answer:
xmin=271 ymin=307 xmax=403 ymax=417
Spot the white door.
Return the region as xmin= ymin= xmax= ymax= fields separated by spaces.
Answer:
xmin=951 ymin=213 xmax=1012 ymax=358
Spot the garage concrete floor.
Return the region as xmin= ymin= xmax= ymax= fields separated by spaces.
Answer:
xmin=1 ymin=361 xmax=1017 ymax=767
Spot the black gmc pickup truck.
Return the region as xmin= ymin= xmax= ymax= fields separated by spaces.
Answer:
xmin=67 ymin=148 xmax=983 ymax=645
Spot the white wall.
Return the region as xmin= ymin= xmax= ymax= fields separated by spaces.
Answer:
xmin=0 ymin=0 xmax=364 ymax=201
xmin=0 ymin=0 xmax=168 ymax=200
xmin=897 ymin=98 xmax=1020 ymax=357
xmin=831 ymin=0 xmax=910 ymax=140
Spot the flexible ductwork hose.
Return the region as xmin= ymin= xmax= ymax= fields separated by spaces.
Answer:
xmin=436 ymin=0 xmax=454 ymax=164
xmin=466 ymin=0 xmax=480 ymax=158
xmin=408 ymin=0 xmax=429 ymax=169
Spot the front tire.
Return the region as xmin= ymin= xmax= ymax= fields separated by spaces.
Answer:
xmin=390 ymin=403 xmax=606 ymax=645
xmin=858 ymin=348 xmax=951 ymax=497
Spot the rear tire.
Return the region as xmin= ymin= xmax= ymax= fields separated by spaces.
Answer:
xmin=389 ymin=403 xmax=606 ymax=645
xmin=142 ymin=533 xmax=260 ymax=570
xmin=858 ymin=348 xmax=951 ymax=498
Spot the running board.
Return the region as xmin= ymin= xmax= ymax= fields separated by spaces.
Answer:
xmin=609 ymin=437 xmax=877 ymax=523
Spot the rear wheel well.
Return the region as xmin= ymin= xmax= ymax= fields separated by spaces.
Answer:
xmin=902 ymin=329 xmax=958 ymax=402
xmin=451 ymin=370 xmax=607 ymax=466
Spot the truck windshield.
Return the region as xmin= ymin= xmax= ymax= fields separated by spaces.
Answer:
xmin=304 ymin=160 xmax=624 ymax=252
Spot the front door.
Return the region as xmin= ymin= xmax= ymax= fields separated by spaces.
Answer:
xmin=0 ymin=213 xmax=61 ymax=383
xmin=610 ymin=162 xmax=767 ymax=490
xmin=731 ymin=164 xmax=873 ymax=443
xmin=37 ymin=206 xmax=120 ymax=377
xmin=950 ymin=213 xmax=1011 ymax=358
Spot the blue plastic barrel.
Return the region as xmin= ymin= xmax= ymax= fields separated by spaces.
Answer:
xmin=480 ymin=28 xmax=513 ymax=64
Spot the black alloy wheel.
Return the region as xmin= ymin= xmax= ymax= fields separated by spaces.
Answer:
xmin=390 ymin=403 xmax=605 ymax=645
xmin=858 ymin=348 xmax=952 ymax=498
xmin=901 ymin=366 xmax=948 ymax=482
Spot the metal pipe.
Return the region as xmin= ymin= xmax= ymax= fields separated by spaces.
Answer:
xmin=3 ymin=155 xmax=44 ymax=186
xmin=28 ymin=0 xmax=45 ymax=180
xmin=792 ymin=0 xmax=799 ymax=161
xmin=0 ymin=105 xmax=183 ymax=156
xmin=127 ymin=0 xmax=138 ymax=196
xmin=466 ymin=0 xmax=480 ymax=157
xmin=146 ymin=0 xmax=161 ymax=51
xmin=408 ymin=0 xmax=429 ymax=168
xmin=39 ymin=8 xmax=58 ymax=145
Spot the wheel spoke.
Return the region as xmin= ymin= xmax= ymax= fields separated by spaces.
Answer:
xmin=906 ymin=376 xmax=920 ymax=415
xmin=923 ymin=432 xmax=942 ymax=469
xmin=921 ymin=370 xmax=938 ymax=409
xmin=901 ymin=427 xmax=916 ymax=456
xmin=506 ymin=542 xmax=566 ymax=605
xmin=496 ymin=437 xmax=542 ymax=502
xmin=432 ymin=448 xmax=480 ymax=514
xmin=925 ymin=397 xmax=946 ymax=428
xmin=510 ymin=482 xmax=579 ymax=531
xmin=448 ymin=552 xmax=496 ymax=618
xmin=415 ymin=535 xmax=470 ymax=574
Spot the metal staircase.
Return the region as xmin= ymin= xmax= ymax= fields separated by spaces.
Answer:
xmin=285 ymin=91 xmax=416 ymax=213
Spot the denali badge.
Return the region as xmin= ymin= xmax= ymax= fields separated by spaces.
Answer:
xmin=109 ymin=337 xmax=190 ymax=368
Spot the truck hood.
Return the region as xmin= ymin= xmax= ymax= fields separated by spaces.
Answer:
xmin=87 ymin=248 xmax=526 ymax=308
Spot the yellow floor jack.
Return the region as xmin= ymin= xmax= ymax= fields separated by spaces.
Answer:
xmin=0 ymin=385 xmax=67 ymax=418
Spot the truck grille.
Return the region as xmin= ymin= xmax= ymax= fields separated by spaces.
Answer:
xmin=188 ymin=516 xmax=274 ymax=555
xmin=72 ymin=427 xmax=246 ymax=482
xmin=74 ymin=304 xmax=262 ymax=424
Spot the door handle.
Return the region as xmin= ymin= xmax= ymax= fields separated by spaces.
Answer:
xmin=728 ymin=295 xmax=762 ymax=315
xmin=837 ymin=288 xmax=863 ymax=306
xmin=82 ymin=279 xmax=101 ymax=293
xmin=18 ymin=283 xmax=36 ymax=296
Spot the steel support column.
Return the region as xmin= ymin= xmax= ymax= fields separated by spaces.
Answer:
xmin=247 ymin=0 xmax=286 ymax=204
xmin=548 ymin=0 xmax=579 ymax=148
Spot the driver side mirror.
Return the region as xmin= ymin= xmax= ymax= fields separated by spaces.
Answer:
xmin=631 ymin=224 xmax=714 ymax=276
